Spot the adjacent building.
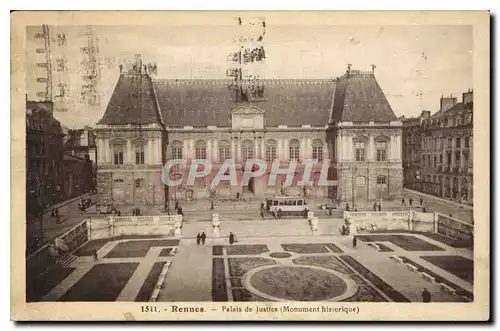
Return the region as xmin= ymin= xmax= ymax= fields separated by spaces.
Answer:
xmin=402 ymin=90 xmax=473 ymax=204
xmin=95 ymin=66 xmax=403 ymax=209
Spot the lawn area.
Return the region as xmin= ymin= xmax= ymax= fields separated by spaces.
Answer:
xmin=370 ymin=230 xmax=471 ymax=249
xmin=26 ymin=267 xmax=75 ymax=302
xmin=282 ymin=243 xmax=328 ymax=254
xmin=226 ymin=245 xmax=269 ymax=255
xmin=159 ymin=248 xmax=174 ymax=257
xmin=228 ymin=257 xmax=276 ymax=277
xmin=399 ymin=256 xmax=473 ymax=301
xmin=420 ymin=255 xmax=473 ymax=284
xmin=249 ymin=266 xmax=347 ymax=301
xmin=74 ymin=235 xmax=170 ymax=256
xmin=60 ymin=263 xmax=139 ymax=301
xmin=357 ymin=234 xmax=444 ymax=251
xmin=135 ymin=262 xmax=167 ymax=302
xmin=105 ymin=239 xmax=180 ymax=258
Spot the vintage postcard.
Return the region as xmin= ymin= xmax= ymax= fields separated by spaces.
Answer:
xmin=11 ymin=11 xmax=490 ymax=321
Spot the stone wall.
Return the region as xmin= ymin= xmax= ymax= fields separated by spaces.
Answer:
xmin=436 ymin=213 xmax=474 ymax=248
xmin=87 ymin=215 xmax=181 ymax=239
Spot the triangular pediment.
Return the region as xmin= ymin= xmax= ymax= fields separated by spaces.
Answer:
xmin=231 ymin=105 xmax=265 ymax=116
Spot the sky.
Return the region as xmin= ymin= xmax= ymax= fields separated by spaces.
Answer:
xmin=42 ymin=21 xmax=473 ymax=127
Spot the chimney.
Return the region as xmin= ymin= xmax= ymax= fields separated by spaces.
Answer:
xmin=440 ymin=95 xmax=457 ymax=112
xmin=462 ymin=89 xmax=473 ymax=104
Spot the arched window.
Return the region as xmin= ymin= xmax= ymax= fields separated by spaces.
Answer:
xmin=135 ymin=178 xmax=144 ymax=188
xmin=265 ymin=139 xmax=277 ymax=162
xmin=219 ymin=140 xmax=231 ymax=162
xmin=242 ymin=140 xmax=253 ymax=162
xmin=357 ymin=176 xmax=366 ymax=185
xmin=171 ymin=141 xmax=183 ymax=160
xmin=376 ymin=175 xmax=387 ymax=185
xmin=289 ymin=139 xmax=300 ymax=161
xmin=195 ymin=140 xmax=206 ymax=160
xmin=312 ymin=139 xmax=323 ymax=160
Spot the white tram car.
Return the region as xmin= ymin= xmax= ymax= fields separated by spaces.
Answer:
xmin=265 ymin=196 xmax=309 ymax=216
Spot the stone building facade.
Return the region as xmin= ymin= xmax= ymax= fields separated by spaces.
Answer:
xmin=95 ymin=67 xmax=402 ymax=209
xmin=402 ymin=90 xmax=473 ymax=204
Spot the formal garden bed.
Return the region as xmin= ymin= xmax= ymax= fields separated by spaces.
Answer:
xmin=357 ymin=235 xmax=444 ymax=251
xmin=376 ymin=243 xmax=394 ymax=252
xmin=232 ymin=288 xmax=264 ymax=302
xmin=228 ymin=257 xmax=276 ymax=277
xmin=226 ymin=245 xmax=269 ymax=255
xmin=339 ymin=255 xmax=411 ymax=302
xmin=269 ymin=252 xmax=292 ymax=258
xmin=135 ymin=262 xmax=167 ymax=302
xmin=26 ymin=267 xmax=76 ymax=302
xmin=249 ymin=266 xmax=347 ymax=301
xmin=370 ymin=230 xmax=471 ymax=249
xmin=282 ymin=243 xmax=339 ymax=254
xmin=159 ymin=248 xmax=174 ymax=257
xmin=212 ymin=258 xmax=228 ymax=301
xmin=73 ymin=235 xmax=170 ymax=256
xmin=399 ymin=256 xmax=473 ymax=301
xmin=420 ymin=255 xmax=473 ymax=284
xmin=60 ymin=263 xmax=139 ymax=301
xmin=104 ymin=239 xmax=180 ymax=258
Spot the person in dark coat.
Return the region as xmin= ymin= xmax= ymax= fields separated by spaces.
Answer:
xmin=201 ymin=232 xmax=207 ymax=245
xmin=196 ymin=233 xmax=201 ymax=245
xmin=373 ymin=202 xmax=377 ymax=211
xmin=92 ymin=249 xmax=98 ymax=261
xmin=353 ymin=236 xmax=358 ymax=248
xmin=409 ymin=197 xmax=413 ymax=207
xmin=402 ymin=197 xmax=405 ymax=206
xmin=420 ymin=197 xmax=423 ymax=206
xmin=422 ymin=288 xmax=431 ymax=302
xmin=210 ymin=200 xmax=214 ymax=211
xmin=345 ymin=203 xmax=350 ymax=211
xmin=229 ymin=232 xmax=235 ymax=245
xmin=378 ymin=203 xmax=382 ymax=211
xmin=260 ymin=208 xmax=264 ymax=219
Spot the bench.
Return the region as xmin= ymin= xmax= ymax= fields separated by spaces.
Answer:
xmin=438 ymin=283 xmax=456 ymax=294
xmin=405 ymin=263 xmax=419 ymax=273
xmin=420 ymin=272 xmax=436 ymax=283
xmin=390 ymin=256 xmax=404 ymax=264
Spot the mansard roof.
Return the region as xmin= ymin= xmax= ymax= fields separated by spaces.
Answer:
xmin=331 ymin=70 xmax=397 ymax=123
xmin=152 ymin=79 xmax=335 ymax=127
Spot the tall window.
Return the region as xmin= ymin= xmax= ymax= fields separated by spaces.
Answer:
xmin=464 ymin=136 xmax=470 ymax=148
xmin=289 ymin=139 xmax=300 ymax=161
xmin=242 ymin=140 xmax=254 ymax=162
xmin=56 ymin=58 xmax=67 ymax=72
xmin=355 ymin=141 xmax=365 ymax=162
xmin=455 ymin=152 xmax=461 ymax=167
xmin=456 ymin=137 xmax=461 ymax=148
xmin=57 ymin=33 xmax=66 ymax=46
xmin=433 ymin=155 xmax=437 ymax=168
xmin=219 ymin=140 xmax=231 ymax=162
xmin=440 ymin=154 xmax=443 ymax=164
xmin=195 ymin=140 xmax=206 ymax=160
xmin=312 ymin=139 xmax=323 ymax=160
xmin=135 ymin=178 xmax=144 ymax=188
xmin=135 ymin=145 xmax=145 ymax=164
xmin=265 ymin=140 xmax=277 ymax=162
xmin=376 ymin=141 xmax=387 ymax=161
xmin=171 ymin=141 xmax=183 ymax=160
xmin=448 ymin=138 xmax=453 ymax=148
xmin=377 ymin=175 xmax=386 ymax=184
xmin=113 ymin=145 xmax=124 ymax=165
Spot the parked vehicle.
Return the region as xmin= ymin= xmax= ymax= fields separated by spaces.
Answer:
xmin=96 ymin=202 xmax=117 ymax=215
xmin=265 ymin=196 xmax=309 ymax=216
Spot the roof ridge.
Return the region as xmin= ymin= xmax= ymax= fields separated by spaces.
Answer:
xmin=152 ymin=78 xmax=335 ymax=85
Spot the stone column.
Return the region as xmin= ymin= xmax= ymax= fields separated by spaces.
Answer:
xmin=323 ymin=141 xmax=329 ymax=160
xmin=213 ymin=140 xmax=218 ymax=163
xmin=126 ymin=140 xmax=132 ymax=164
xmin=157 ymin=137 xmax=162 ymax=163
xmin=451 ymin=137 xmax=456 ymax=167
xmin=300 ymin=138 xmax=306 ymax=160
xmin=231 ymin=138 xmax=235 ymax=161
xmin=348 ymin=135 xmax=353 ymax=160
xmin=147 ymin=139 xmax=153 ymax=164
xmin=206 ymin=139 xmax=212 ymax=162
xmin=369 ymin=136 xmax=375 ymax=161
xmin=104 ymin=139 xmax=110 ymax=164
xmin=254 ymin=138 xmax=259 ymax=159
xmin=277 ymin=139 xmax=283 ymax=161
xmin=183 ymin=140 xmax=189 ymax=161
xmin=260 ymin=138 xmax=265 ymax=161
xmin=96 ymin=138 xmax=103 ymax=165
xmin=237 ymin=139 xmax=242 ymax=163
xmin=283 ymin=139 xmax=289 ymax=161
xmin=189 ymin=139 xmax=195 ymax=160
xmin=307 ymin=138 xmax=313 ymax=159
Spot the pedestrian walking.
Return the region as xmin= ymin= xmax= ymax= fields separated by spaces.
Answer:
xmin=210 ymin=200 xmax=214 ymax=211
xmin=373 ymin=202 xmax=377 ymax=211
xmin=196 ymin=233 xmax=201 ymax=245
xmin=422 ymin=288 xmax=431 ymax=302
xmin=352 ymin=235 xmax=358 ymax=248
xmin=420 ymin=197 xmax=423 ymax=206
xmin=56 ymin=214 xmax=61 ymax=224
xmin=92 ymin=249 xmax=98 ymax=261
xmin=345 ymin=203 xmax=350 ymax=211
xmin=402 ymin=197 xmax=405 ymax=206
xmin=378 ymin=203 xmax=382 ymax=211
xmin=260 ymin=208 xmax=264 ymax=219
xmin=201 ymin=232 xmax=207 ymax=245
xmin=229 ymin=232 xmax=235 ymax=245
xmin=409 ymin=197 xmax=413 ymax=207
